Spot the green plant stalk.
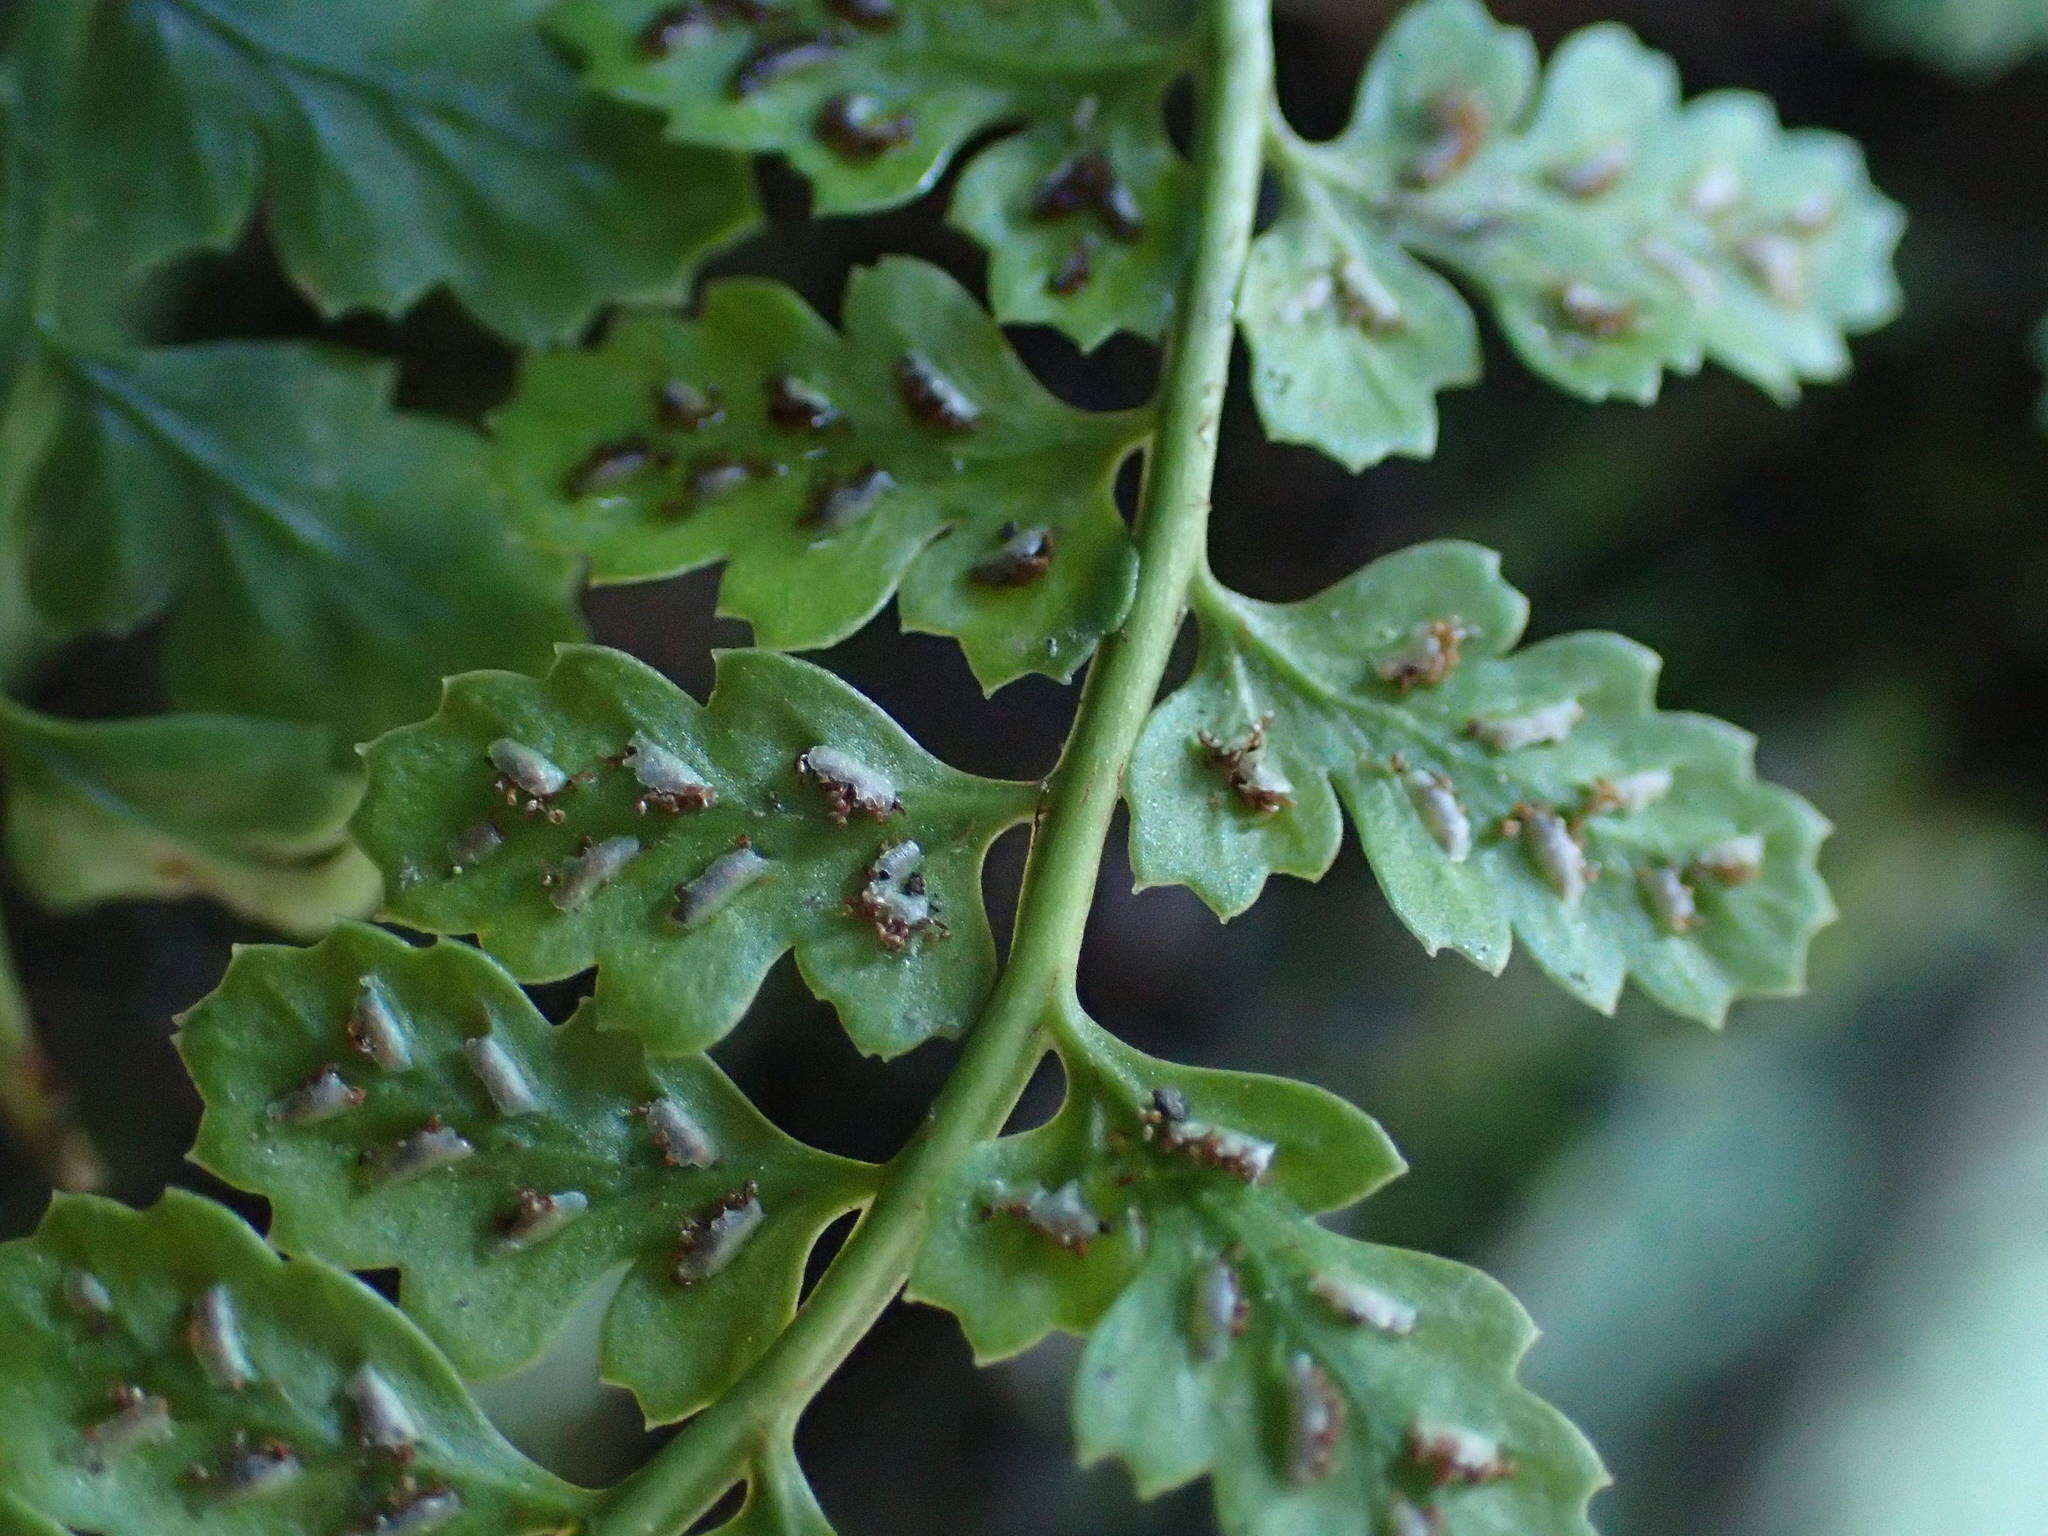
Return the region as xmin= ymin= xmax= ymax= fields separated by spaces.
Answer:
xmin=588 ymin=1 xmax=1272 ymax=1529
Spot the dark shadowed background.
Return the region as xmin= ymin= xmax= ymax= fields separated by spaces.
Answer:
xmin=5 ymin=1 xmax=2047 ymax=1532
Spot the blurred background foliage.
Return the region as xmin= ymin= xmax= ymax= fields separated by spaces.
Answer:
xmin=3 ymin=0 xmax=2046 ymax=1532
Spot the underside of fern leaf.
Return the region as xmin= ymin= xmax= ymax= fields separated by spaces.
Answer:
xmin=355 ymin=645 xmax=1035 ymax=1058
xmin=0 ymin=1191 xmax=592 ymax=1535
xmin=1241 ymin=0 xmax=1905 ymax=469
xmin=551 ymin=0 xmax=1196 ymax=348
xmin=177 ymin=923 xmax=874 ymax=1424
xmin=1127 ymin=542 xmax=1833 ymax=1024
xmin=911 ymin=1015 xmax=1607 ymax=1535
xmin=0 ymin=1 xmax=1916 ymax=1533
xmin=492 ymin=258 xmax=1145 ymax=689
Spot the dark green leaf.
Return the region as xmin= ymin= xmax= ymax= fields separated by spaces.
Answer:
xmin=177 ymin=923 xmax=874 ymax=1424
xmin=21 ymin=341 xmax=583 ymax=746
xmin=552 ymin=0 xmax=1194 ymax=346
xmin=911 ymin=1016 xmax=1602 ymax=1536
xmin=1127 ymin=542 xmax=1833 ymax=1025
xmin=0 ymin=0 xmax=757 ymax=348
xmin=0 ymin=1189 xmax=591 ymax=1534
xmin=355 ymin=646 xmax=1035 ymax=1057
xmin=493 ymin=258 xmax=1144 ymax=689
xmin=1247 ymin=0 xmax=1903 ymax=469
xmin=0 ymin=702 xmax=376 ymax=935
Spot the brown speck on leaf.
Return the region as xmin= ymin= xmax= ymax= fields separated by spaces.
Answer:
xmin=84 ymin=1384 xmax=173 ymax=1466
xmin=795 ymin=745 xmax=901 ymax=823
xmin=1406 ymin=1423 xmax=1515 ymax=1487
xmin=728 ymin=32 xmax=838 ymax=99
xmin=827 ymin=0 xmax=898 ymax=28
xmin=766 ymin=374 xmax=843 ymax=432
xmin=1049 ymin=238 xmax=1095 ymax=296
xmin=1553 ymin=278 xmax=1637 ymax=338
xmin=346 ymin=1365 xmax=421 ymax=1462
xmin=632 ymin=0 xmax=789 ymax=59
xmin=673 ymin=1181 xmax=763 ymax=1283
xmin=188 ymin=1433 xmax=301 ymax=1503
xmin=980 ymin=1180 xmax=1106 ymax=1253
xmin=895 ymin=352 xmax=981 ymax=433
xmin=1404 ymin=87 xmax=1488 ymax=188
xmin=637 ymin=4 xmax=707 ymax=59
xmin=970 ymin=523 xmax=1054 ymax=587
xmin=1138 ymin=1088 xmax=1276 ymax=1181
xmin=683 ymin=453 xmax=760 ymax=507
xmin=1374 ymin=617 xmax=1476 ymax=691
xmin=804 ymin=464 xmax=895 ymax=533
xmin=1284 ymin=1355 xmax=1345 ymax=1484
xmin=564 ymin=436 xmax=665 ymax=499
xmin=1197 ymin=717 xmax=1294 ymax=813
xmin=361 ymin=1477 xmax=463 ymax=1533
xmin=1548 ymin=142 xmax=1629 ymax=199
xmin=816 ymin=93 xmax=916 ymax=159
xmin=847 ymin=840 xmax=948 ymax=952
xmin=655 ymin=379 xmax=723 ymax=431
xmin=1030 ymin=149 xmax=1144 ymax=241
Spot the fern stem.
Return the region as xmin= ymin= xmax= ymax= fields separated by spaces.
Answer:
xmin=0 ymin=904 xmax=104 ymax=1190
xmin=591 ymin=3 xmax=1271 ymax=1528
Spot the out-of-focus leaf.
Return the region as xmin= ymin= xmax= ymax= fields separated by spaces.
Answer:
xmin=0 ymin=0 xmax=756 ymax=348
xmin=2035 ymin=312 xmax=2048 ymax=434
xmin=0 ymin=1189 xmax=591 ymax=1534
xmin=1482 ymin=807 xmax=2043 ymax=1528
xmin=355 ymin=646 xmax=1035 ymax=1058
xmin=1127 ymin=542 xmax=1833 ymax=1024
xmin=552 ymin=0 xmax=1194 ymax=347
xmin=0 ymin=702 xmax=377 ymax=935
xmin=1494 ymin=1039 xmax=1864 ymax=1482
xmin=1729 ymin=965 xmax=2048 ymax=1536
xmin=20 ymin=341 xmax=582 ymax=747
xmin=178 ymin=923 xmax=874 ymax=1424
xmin=494 ymin=259 xmax=1144 ymax=689
xmin=1246 ymin=0 xmax=1903 ymax=469
xmin=1852 ymin=0 xmax=2048 ymax=77
xmin=911 ymin=1016 xmax=1603 ymax=1536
